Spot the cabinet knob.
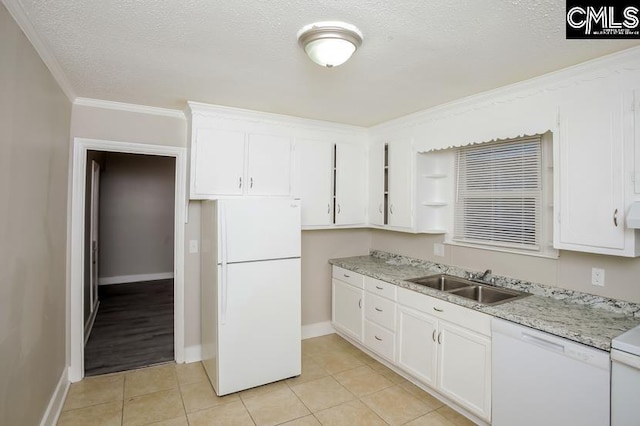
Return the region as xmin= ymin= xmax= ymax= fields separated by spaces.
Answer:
xmin=375 ymin=307 xmax=383 ymax=312
xmin=437 ymin=332 xmax=442 ymax=344
xmin=375 ymin=335 xmax=382 ymax=341
xmin=327 ymin=204 xmax=331 ymax=214
xmin=390 ymin=204 xmax=394 ymax=214
xmin=433 ymin=307 xmax=443 ymax=313
xmin=238 ymin=177 xmax=242 ymax=188
xmin=337 ymin=204 xmax=341 ymax=214
xmin=358 ymin=298 xmax=362 ymax=309
xmin=432 ymin=330 xmax=436 ymax=342
xmin=250 ymin=177 xmax=253 ymax=188
xmin=614 ymin=209 xmax=618 ymax=227
xmin=378 ymin=204 xmax=382 ymax=213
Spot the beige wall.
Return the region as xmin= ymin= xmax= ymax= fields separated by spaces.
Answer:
xmin=98 ymin=152 xmax=175 ymax=279
xmin=301 ymin=229 xmax=372 ymax=325
xmin=71 ymin=105 xmax=187 ymax=147
xmin=0 ymin=4 xmax=72 ymax=425
xmin=370 ymin=230 xmax=640 ymax=303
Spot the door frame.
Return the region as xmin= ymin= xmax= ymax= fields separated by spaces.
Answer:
xmin=69 ymin=137 xmax=187 ymax=382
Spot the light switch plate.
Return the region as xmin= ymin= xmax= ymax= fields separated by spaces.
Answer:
xmin=434 ymin=243 xmax=445 ymax=257
xmin=591 ymin=268 xmax=605 ymax=287
xmin=189 ymin=239 xmax=199 ymax=254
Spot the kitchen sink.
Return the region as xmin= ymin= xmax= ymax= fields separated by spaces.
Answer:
xmin=405 ymin=273 xmax=530 ymax=306
xmin=449 ymin=285 xmax=528 ymax=305
xmin=406 ymin=274 xmax=474 ymax=291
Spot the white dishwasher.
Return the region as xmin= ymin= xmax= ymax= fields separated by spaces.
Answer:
xmin=492 ymin=318 xmax=610 ymax=426
xmin=611 ymin=324 xmax=640 ymax=425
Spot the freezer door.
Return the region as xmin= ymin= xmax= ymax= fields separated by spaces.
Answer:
xmin=216 ymin=258 xmax=301 ymax=395
xmin=220 ymin=198 xmax=301 ymax=263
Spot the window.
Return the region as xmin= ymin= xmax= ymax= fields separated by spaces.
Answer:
xmin=453 ymin=134 xmax=555 ymax=256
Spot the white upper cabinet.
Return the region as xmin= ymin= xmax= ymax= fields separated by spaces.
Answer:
xmin=368 ymin=141 xmax=385 ymax=226
xmin=188 ymin=104 xmax=295 ymax=200
xmin=294 ymin=140 xmax=333 ymax=226
xmin=368 ymin=139 xmax=414 ymax=229
xmin=246 ymin=134 xmax=291 ymax=196
xmin=335 ymin=143 xmax=367 ymax=225
xmin=555 ymin=89 xmax=639 ymax=256
xmin=193 ymin=128 xmax=245 ymax=196
xmin=387 ymin=139 xmax=413 ymax=228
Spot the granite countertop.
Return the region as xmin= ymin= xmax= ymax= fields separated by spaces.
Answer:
xmin=330 ymin=251 xmax=640 ymax=351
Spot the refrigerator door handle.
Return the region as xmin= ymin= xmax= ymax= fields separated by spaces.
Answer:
xmin=220 ymin=203 xmax=228 ymax=324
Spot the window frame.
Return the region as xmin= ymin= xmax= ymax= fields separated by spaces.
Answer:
xmin=451 ymin=133 xmax=556 ymax=258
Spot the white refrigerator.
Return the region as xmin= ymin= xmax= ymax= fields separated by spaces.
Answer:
xmin=200 ymin=198 xmax=302 ymax=396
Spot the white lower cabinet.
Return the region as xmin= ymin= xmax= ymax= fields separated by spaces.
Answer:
xmin=363 ymin=276 xmax=397 ymax=362
xmin=438 ymin=321 xmax=491 ymax=420
xmin=331 ymin=268 xmax=364 ymax=342
xmin=396 ymin=287 xmax=492 ymax=422
xmin=397 ymin=305 xmax=438 ymax=387
xmin=331 ymin=267 xmax=492 ymax=423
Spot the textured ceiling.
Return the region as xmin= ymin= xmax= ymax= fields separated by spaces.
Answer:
xmin=8 ymin=0 xmax=640 ymax=126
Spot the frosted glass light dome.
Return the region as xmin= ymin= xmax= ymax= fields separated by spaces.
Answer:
xmin=297 ymin=21 xmax=363 ymax=68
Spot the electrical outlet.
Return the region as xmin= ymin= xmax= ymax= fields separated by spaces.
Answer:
xmin=189 ymin=239 xmax=199 ymax=254
xmin=434 ymin=243 xmax=445 ymax=257
xmin=591 ymin=268 xmax=605 ymax=287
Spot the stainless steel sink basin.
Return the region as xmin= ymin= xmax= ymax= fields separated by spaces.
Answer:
xmin=406 ymin=274 xmax=474 ymax=291
xmin=405 ymin=274 xmax=530 ymax=306
xmin=449 ymin=285 xmax=528 ymax=305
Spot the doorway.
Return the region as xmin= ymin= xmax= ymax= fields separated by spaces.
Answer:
xmin=83 ymin=152 xmax=177 ymax=376
xmin=69 ymin=138 xmax=186 ymax=382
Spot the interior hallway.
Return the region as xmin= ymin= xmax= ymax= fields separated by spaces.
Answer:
xmin=84 ymin=280 xmax=174 ymax=376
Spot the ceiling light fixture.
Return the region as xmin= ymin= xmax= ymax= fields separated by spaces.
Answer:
xmin=297 ymin=21 xmax=363 ymax=68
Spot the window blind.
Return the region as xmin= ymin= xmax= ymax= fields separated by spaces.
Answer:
xmin=454 ymin=136 xmax=542 ymax=251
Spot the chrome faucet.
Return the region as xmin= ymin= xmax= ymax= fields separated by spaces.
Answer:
xmin=469 ymin=269 xmax=492 ymax=282
xmin=479 ymin=269 xmax=492 ymax=280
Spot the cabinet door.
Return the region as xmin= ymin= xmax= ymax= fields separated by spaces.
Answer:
xmin=396 ymin=306 xmax=438 ymax=387
xmin=557 ymin=91 xmax=625 ymax=251
xmin=193 ymin=128 xmax=245 ymax=196
xmin=368 ymin=141 xmax=385 ymax=225
xmin=438 ymin=321 xmax=491 ymax=421
xmin=332 ymin=279 xmax=363 ymax=342
xmin=295 ymin=140 xmax=333 ymax=226
xmin=246 ymin=134 xmax=292 ymax=196
xmin=335 ymin=143 xmax=367 ymax=225
xmin=388 ymin=139 xmax=413 ymax=228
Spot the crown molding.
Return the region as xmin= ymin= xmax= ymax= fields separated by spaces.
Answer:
xmin=187 ymin=101 xmax=368 ymax=136
xmin=3 ymin=0 xmax=76 ymax=102
xmin=370 ymin=45 xmax=640 ymax=135
xmin=75 ymin=98 xmax=186 ymax=119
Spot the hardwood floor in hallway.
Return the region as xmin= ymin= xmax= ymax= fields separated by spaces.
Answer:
xmin=84 ymin=279 xmax=174 ymax=376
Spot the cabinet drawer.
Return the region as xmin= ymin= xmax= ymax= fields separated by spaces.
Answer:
xmin=397 ymin=287 xmax=491 ymax=336
xmin=332 ymin=266 xmax=364 ymax=289
xmin=364 ymin=320 xmax=395 ymax=362
xmin=364 ymin=276 xmax=397 ymax=301
xmin=364 ymin=293 xmax=396 ymax=331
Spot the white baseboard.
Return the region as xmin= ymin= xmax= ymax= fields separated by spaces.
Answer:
xmin=98 ymin=272 xmax=174 ymax=285
xmin=302 ymin=321 xmax=335 ymax=340
xmin=39 ymin=368 xmax=70 ymax=426
xmin=84 ymin=300 xmax=99 ymax=345
xmin=184 ymin=345 xmax=202 ymax=363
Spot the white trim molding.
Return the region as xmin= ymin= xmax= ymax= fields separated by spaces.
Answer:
xmin=39 ymin=368 xmax=70 ymax=426
xmin=301 ymin=321 xmax=335 ymax=340
xmin=2 ymin=0 xmax=76 ymax=102
xmin=184 ymin=345 xmax=203 ymax=364
xmin=74 ymin=98 xmax=186 ymax=119
xmin=98 ymin=272 xmax=174 ymax=286
xmin=69 ymin=138 xmax=187 ymax=382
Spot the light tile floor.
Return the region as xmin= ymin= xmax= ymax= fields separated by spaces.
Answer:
xmin=57 ymin=334 xmax=475 ymax=426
